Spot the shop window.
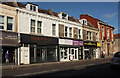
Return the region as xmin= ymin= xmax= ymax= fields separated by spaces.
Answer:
xmin=7 ymin=17 xmax=13 ymax=31
xmin=0 ymin=15 xmax=4 ymax=30
xmin=37 ymin=21 xmax=42 ymax=34
xmin=65 ymin=26 xmax=68 ymax=37
xmin=69 ymin=27 xmax=72 ymax=38
xmin=78 ymin=29 xmax=81 ymax=39
xmin=52 ymin=24 xmax=56 ymax=36
xmin=47 ymin=48 xmax=57 ymax=62
xmin=31 ymin=19 xmax=35 ymax=33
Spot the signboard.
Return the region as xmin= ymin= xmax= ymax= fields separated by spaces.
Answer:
xmin=0 ymin=31 xmax=18 ymax=47
xmin=97 ymin=42 xmax=101 ymax=47
xmin=84 ymin=41 xmax=97 ymax=47
xmin=73 ymin=40 xmax=83 ymax=46
xmin=20 ymin=34 xmax=58 ymax=45
xmin=59 ymin=39 xmax=73 ymax=45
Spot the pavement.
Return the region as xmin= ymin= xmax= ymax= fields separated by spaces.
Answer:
xmin=1 ymin=56 xmax=113 ymax=70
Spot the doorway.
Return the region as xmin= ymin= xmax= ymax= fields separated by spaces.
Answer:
xmin=70 ymin=48 xmax=78 ymax=60
xmin=36 ymin=48 xmax=46 ymax=63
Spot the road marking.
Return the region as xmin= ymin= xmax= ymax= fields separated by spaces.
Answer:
xmin=74 ymin=63 xmax=95 ymax=68
xmin=15 ymin=69 xmax=59 ymax=77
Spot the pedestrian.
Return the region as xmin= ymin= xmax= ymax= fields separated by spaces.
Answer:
xmin=103 ymin=50 xmax=105 ymax=58
xmin=5 ymin=51 xmax=9 ymax=65
xmin=69 ymin=54 xmax=73 ymax=61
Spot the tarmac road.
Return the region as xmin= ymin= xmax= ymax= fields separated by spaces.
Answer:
xmin=2 ymin=57 xmax=120 ymax=78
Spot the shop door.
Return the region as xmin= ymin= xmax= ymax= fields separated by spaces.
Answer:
xmin=60 ymin=48 xmax=69 ymax=61
xmin=36 ymin=48 xmax=46 ymax=62
xmin=70 ymin=48 xmax=78 ymax=60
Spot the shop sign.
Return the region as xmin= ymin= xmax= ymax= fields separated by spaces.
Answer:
xmin=0 ymin=31 xmax=18 ymax=47
xmin=73 ymin=40 xmax=83 ymax=46
xmin=59 ymin=39 xmax=72 ymax=45
xmin=21 ymin=34 xmax=58 ymax=45
xmin=84 ymin=41 xmax=97 ymax=47
xmin=97 ymin=43 xmax=101 ymax=47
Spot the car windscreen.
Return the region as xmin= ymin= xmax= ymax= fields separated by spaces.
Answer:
xmin=114 ymin=52 xmax=120 ymax=57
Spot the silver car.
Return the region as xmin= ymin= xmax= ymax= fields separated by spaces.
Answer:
xmin=111 ymin=52 xmax=120 ymax=69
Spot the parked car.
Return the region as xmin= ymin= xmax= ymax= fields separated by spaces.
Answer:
xmin=111 ymin=52 xmax=120 ymax=69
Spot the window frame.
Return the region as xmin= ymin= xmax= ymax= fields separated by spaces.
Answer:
xmin=37 ymin=21 xmax=42 ymax=34
xmin=87 ymin=31 xmax=89 ymax=40
xmin=52 ymin=24 xmax=56 ymax=36
xmin=65 ymin=26 xmax=68 ymax=37
xmin=7 ymin=16 xmax=13 ymax=31
xmin=78 ymin=29 xmax=81 ymax=39
xmin=31 ymin=19 xmax=36 ymax=33
xmin=69 ymin=27 xmax=72 ymax=38
xmin=0 ymin=15 xmax=5 ymax=30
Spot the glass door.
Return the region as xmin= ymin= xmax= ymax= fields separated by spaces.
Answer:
xmin=36 ymin=48 xmax=46 ymax=63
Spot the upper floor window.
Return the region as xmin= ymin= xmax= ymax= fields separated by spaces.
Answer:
xmin=87 ymin=31 xmax=89 ymax=40
xmin=30 ymin=5 xmax=36 ymax=11
xmin=90 ymin=32 xmax=92 ymax=40
xmin=62 ymin=13 xmax=67 ymax=19
xmin=102 ymin=27 xmax=104 ymax=37
xmin=96 ymin=33 xmax=98 ymax=41
xmin=65 ymin=26 xmax=68 ymax=37
xmin=7 ymin=17 xmax=13 ymax=31
xmin=0 ymin=15 xmax=4 ymax=30
xmin=31 ymin=19 xmax=35 ymax=33
xmin=37 ymin=21 xmax=42 ymax=34
xmin=52 ymin=24 xmax=56 ymax=36
xmin=83 ymin=20 xmax=86 ymax=25
xmin=69 ymin=27 xmax=72 ymax=38
xmin=107 ymin=28 xmax=109 ymax=39
xmin=78 ymin=29 xmax=81 ymax=39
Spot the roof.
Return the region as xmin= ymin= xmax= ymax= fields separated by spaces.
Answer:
xmin=68 ymin=16 xmax=80 ymax=23
xmin=114 ymin=33 xmax=120 ymax=39
xmin=1 ymin=2 xmax=79 ymax=23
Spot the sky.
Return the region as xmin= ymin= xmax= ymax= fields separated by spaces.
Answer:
xmin=22 ymin=2 xmax=119 ymax=34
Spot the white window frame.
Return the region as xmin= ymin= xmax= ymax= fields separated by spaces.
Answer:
xmin=52 ymin=24 xmax=56 ymax=36
xmin=65 ymin=26 xmax=68 ymax=37
xmin=31 ymin=19 xmax=35 ymax=33
xmin=78 ymin=29 xmax=81 ymax=39
xmin=96 ymin=33 xmax=98 ymax=41
xmin=90 ymin=32 xmax=92 ymax=40
xmin=87 ymin=31 xmax=89 ymax=40
xmin=69 ymin=27 xmax=72 ymax=38
xmin=0 ymin=15 xmax=4 ymax=30
xmin=37 ymin=21 xmax=42 ymax=34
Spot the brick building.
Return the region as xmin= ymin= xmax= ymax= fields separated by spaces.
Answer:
xmin=80 ymin=14 xmax=114 ymax=56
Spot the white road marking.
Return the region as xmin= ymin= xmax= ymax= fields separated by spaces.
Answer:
xmin=15 ymin=69 xmax=59 ymax=77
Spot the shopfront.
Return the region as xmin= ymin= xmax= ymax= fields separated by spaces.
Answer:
xmin=0 ymin=31 xmax=18 ymax=65
xmin=19 ymin=33 xmax=58 ymax=64
xmin=59 ymin=38 xmax=83 ymax=61
xmin=96 ymin=42 xmax=101 ymax=58
xmin=84 ymin=41 xmax=97 ymax=59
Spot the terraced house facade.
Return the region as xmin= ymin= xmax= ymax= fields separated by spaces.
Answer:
xmin=0 ymin=2 xmax=114 ymax=65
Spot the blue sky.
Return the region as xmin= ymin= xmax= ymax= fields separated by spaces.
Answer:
xmin=23 ymin=2 xmax=118 ymax=34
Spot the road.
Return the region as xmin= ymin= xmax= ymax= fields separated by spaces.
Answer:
xmin=2 ymin=58 xmax=120 ymax=78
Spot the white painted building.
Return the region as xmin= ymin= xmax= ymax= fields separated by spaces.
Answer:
xmin=16 ymin=2 xmax=83 ymax=64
